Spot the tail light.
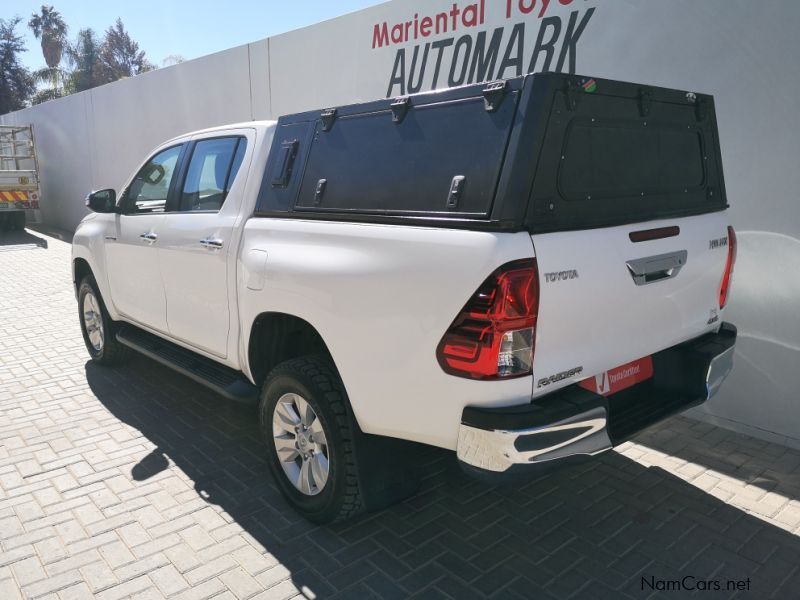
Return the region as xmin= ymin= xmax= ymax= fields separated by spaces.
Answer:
xmin=437 ymin=259 xmax=539 ymax=380
xmin=719 ymin=226 xmax=737 ymax=309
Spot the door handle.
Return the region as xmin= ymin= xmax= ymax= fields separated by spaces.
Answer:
xmin=139 ymin=232 xmax=158 ymax=244
xmin=199 ymin=237 xmax=224 ymax=249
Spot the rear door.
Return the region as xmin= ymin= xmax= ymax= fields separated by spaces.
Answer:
xmin=157 ymin=131 xmax=250 ymax=358
xmin=526 ymin=77 xmax=732 ymax=396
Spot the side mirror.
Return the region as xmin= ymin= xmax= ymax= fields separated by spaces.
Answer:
xmin=86 ymin=189 xmax=117 ymax=213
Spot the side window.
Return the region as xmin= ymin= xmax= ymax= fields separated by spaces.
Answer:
xmin=125 ymin=145 xmax=182 ymax=214
xmin=180 ymin=137 xmax=246 ymax=212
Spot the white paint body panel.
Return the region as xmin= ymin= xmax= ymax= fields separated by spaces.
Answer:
xmin=238 ymin=219 xmax=536 ymax=449
xmin=530 ymin=212 xmax=731 ymax=398
xmin=157 ymin=128 xmax=257 ymax=359
xmin=104 ymin=214 xmax=168 ymax=333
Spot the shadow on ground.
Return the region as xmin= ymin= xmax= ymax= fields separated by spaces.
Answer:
xmin=85 ymin=355 xmax=800 ymax=599
xmin=0 ymin=228 xmax=48 ymax=249
xmin=634 ymin=416 xmax=800 ymax=504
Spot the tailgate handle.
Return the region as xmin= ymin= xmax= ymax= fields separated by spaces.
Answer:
xmin=626 ymin=250 xmax=687 ymax=286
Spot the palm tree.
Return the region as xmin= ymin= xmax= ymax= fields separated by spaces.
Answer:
xmin=65 ymin=28 xmax=101 ymax=93
xmin=28 ymin=5 xmax=68 ymax=93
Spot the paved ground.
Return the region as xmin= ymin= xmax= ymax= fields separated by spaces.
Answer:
xmin=1 ymin=228 xmax=800 ymax=600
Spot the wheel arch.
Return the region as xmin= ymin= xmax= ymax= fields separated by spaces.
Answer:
xmin=247 ymin=312 xmax=339 ymax=389
xmin=73 ymin=257 xmax=93 ymax=292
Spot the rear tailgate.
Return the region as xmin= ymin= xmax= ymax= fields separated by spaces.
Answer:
xmin=526 ymin=76 xmax=732 ymax=397
xmin=532 ymin=213 xmax=730 ymax=397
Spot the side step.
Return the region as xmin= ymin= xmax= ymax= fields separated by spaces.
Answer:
xmin=116 ymin=325 xmax=259 ymax=404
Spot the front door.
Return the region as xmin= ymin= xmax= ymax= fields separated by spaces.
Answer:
xmin=105 ymin=144 xmax=184 ymax=333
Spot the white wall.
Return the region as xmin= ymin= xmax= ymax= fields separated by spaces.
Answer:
xmin=3 ymin=0 xmax=799 ymax=448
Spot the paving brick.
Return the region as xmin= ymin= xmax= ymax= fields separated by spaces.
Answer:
xmin=219 ymin=566 xmax=262 ymax=599
xmin=150 ymin=564 xmax=190 ymax=596
xmin=3 ymin=233 xmax=800 ymax=600
xmin=96 ymin=541 xmax=135 ymax=570
xmin=94 ymin=575 xmax=152 ymax=600
xmin=231 ymin=545 xmax=278 ymax=577
xmin=20 ymin=569 xmax=82 ymax=599
xmin=78 ymin=561 xmax=117 ymax=593
xmin=0 ymin=577 xmax=23 ymax=600
xmin=250 ymin=580 xmax=299 ymax=600
xmin=185 ymin=556 xmax=238 ymax=586
xmin=56 ymin=582 xmax=94 ymax=600
xmin=113 ymin=552 xmax=169 ymax=583
xmin=10 ymin=555 xmax=46 ymax=587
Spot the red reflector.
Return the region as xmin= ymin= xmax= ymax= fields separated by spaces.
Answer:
xmin=719 ymin=226 xmax=737 ymax=309
xmin=628 ymin=226 xmax=680 ymax=243
xmin=437 ymin=259 xmax=539 ymax=380
xmin=579 ymin=356 xmax=653 ymax=396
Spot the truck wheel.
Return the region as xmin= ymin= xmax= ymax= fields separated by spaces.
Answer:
xmin=78 ymin=275 xmax=130 ymax=366
xmin=260 ymin=356 xmax=364 ymax=523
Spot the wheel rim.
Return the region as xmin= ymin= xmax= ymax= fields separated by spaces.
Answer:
xmin=272 ymin=392 xmax=330 ymax=496
xmin=82 ymin=291 xmax=104 ymax=352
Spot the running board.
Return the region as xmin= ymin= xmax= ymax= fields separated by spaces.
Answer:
xmin=116 ymin=325 xmax=259 ymax=404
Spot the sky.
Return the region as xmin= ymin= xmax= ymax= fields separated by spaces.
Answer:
xmin=4 ymin=0 xmax=387 ymax=71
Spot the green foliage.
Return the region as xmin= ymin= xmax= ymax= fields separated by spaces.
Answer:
xmin=96 ymin=18 xmax=155 ymax=84
xmin=4 ymin=7 xmax=159 ymax=110
xmin=0 ymin=17 xmax=35 ymax=114
xmin=28 ymin=5 xmax=68 ymax=71
xmin=65 ymin=28 xmax=101 ymax=93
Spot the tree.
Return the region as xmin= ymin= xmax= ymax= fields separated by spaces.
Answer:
xmin=96 ymin=18 xmax=154 ymax=84
xmin=0 ymin=17 xmax=35 ymax=114
xmin=161 ymin=54 xmax=185 ymax=67
xmin=65 ymin=28 xmax=101 ymax=93
xmin=28 ymin=5 xmax=68 ymax=92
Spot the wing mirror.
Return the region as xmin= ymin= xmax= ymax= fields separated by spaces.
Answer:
xmin=86 ymin=189 xmax=117 ymax=213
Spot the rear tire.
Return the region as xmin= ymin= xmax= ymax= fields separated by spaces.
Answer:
xmin=260 ymin=356 xmax=364 ymax=523
xmin=78 ymin=275 xmax=130 ymax=366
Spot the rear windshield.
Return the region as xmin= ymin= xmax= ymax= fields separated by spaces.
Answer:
xmin=559 ymin=120 xmax=705 ymax=200
xmin=527 ymin=87 xmax=726 ymax=233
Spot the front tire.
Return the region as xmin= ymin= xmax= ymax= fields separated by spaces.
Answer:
xmin=77 ymin=275 xmax=130 ymax=366
xmin=260 ymin=356 xmax=364 ymax=523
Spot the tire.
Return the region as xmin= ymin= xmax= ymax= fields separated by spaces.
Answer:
xmin=259 ymin=356 xmax=365 ymax=523
xmin=77 ymin=275 xmax=130 ymax=366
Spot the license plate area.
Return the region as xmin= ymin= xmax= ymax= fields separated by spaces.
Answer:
xmin=579 ymin=356 xmax=653 ymax=397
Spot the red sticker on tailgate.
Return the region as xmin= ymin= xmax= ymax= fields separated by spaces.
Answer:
xmin=579 ymin=356 xmax=654 ymax=396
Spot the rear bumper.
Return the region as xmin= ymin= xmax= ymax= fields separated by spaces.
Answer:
xmin=457 ymin=322 xmax=736 ymax=482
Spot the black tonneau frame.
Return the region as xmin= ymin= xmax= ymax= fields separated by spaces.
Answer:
xmin=254 ymin=73 xmax=728 ymax=233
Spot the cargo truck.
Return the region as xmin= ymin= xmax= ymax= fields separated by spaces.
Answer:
xmin=0 ymin=125 xmax=41 ymax=231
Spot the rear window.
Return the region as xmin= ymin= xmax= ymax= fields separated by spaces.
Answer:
xmin=559 ymin=120 xmax=705 ymax=200
xmin=527 ymin=84 xmax=726 ymax=233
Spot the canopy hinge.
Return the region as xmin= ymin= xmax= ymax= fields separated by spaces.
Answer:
xmin=483 ymin=80 xmax=507 ymax=112
xmin=390 ymin=97 xmax=411 ymax=123
xmin=320 ymin=108 xmax=337 ymax=132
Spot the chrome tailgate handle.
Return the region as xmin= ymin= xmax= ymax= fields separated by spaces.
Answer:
xmin=626 ymin=250 xmax=687 ymax=286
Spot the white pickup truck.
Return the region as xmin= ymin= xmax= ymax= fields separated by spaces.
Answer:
xmin=72 ymin=74 xmax=737 ymax=523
